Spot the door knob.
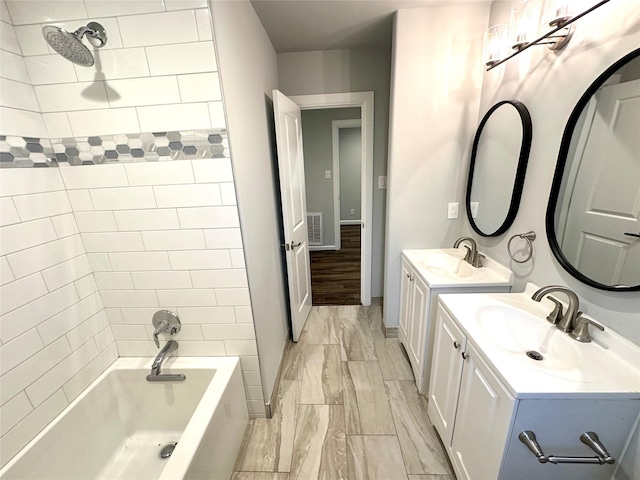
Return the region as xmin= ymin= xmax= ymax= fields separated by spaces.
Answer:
xmin=290 ymin=241 xmax=302 ymax=250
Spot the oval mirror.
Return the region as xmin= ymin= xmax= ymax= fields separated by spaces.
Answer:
xmin=466 ymin=100 xmax=532 ymax=236
xmin=547 ymin=48 xmax=640 ymax=292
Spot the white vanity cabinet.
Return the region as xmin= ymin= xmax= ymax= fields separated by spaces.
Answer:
xmin=427 ymin=306 xmax=466 ymax=445
xmin=430 ymin=293 xmax=640 ymax=480
xmin=398 ymin=250 xmax=512 ymax=394
xmin=398 ymin=257 xmax=430 ymax=377
xmin=429 ymin=306 xmax=515 ymax=480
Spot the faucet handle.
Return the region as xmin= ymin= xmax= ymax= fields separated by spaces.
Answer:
xmin=152 ymin=320 xmax=168 ymax=348
xmin=463 ymin=245 xmax=472 ymax=262
xmin=472 ymin=253 xmax=485 ymax=268
xmin=152 ymin=310 xmax=181 ymax=348
xmin=546 ymin=297 xmax=563 ymax=325
xmin=569 ymin=314 xmax=604 ymax=343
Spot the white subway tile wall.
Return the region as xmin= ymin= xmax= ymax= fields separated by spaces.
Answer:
xmin=1 ymin=3 xmax=220 ymax=138
xmin=0 ymin=168 xmax=117 ymax=468
xmin=0 ymin=1 xmax=264 ymax=468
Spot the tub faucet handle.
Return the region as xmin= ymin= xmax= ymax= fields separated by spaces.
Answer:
xmin=153 ymin=319 xmax=168 ymax=348
xmin=152 ymin=310 xmax=181 ymax=349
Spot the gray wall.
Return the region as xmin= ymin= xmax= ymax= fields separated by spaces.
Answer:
xmin=464 ymin=0 xmax=640 ymax=347
xmin=339 ymin=128 xmax=362 ymax=222
xmin=384 ymin=4 xmax=491 ymax=327
xmin=210 ymin=0 xmax=289 ymax=410
xmin=278 ymin=48 xmax=391 ymax=297
xmin=301 ymin=108 xmax=360 ymax=247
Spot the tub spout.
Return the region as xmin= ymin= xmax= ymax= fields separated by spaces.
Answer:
xmin=146 ymin=340 xmax=185 ymax=381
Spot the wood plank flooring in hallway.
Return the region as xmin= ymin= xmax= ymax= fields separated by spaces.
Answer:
xmin=310 ymin=225 xmax=361 ymax=306
xmin=232 ymin=306 xmax=456 ymax=480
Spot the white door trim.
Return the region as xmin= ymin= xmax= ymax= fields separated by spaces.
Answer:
xmin=291 ymin=92 xmax=374 ymax=306
xmin=332 ymin=118 xmax=362 ymax=251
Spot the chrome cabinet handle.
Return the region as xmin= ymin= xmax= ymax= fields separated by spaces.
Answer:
xmin=461 ymin=352 xmax=469 ymax=360
xmin=453 ymin=341 xmax=460 ymax=349
xmin=624 ymin=232 xmax=640 ymax=238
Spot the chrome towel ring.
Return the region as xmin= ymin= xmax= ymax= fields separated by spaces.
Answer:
xmin=508 ymin=231 xmax=536 ymax=263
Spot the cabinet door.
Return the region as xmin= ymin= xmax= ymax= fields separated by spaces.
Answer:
xmin=450 ymin=342 xmax=515 ymax=480
xmin=408 ymin=273 xmax=429 ymax=375
xmin=398 ymin=258 xmax=413 ymax=342
xmin=427 ymin=307 xmax=466 ymax=446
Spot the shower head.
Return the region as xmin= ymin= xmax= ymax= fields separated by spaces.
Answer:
xmin=42 ymin=21 xmax=107 ymax=67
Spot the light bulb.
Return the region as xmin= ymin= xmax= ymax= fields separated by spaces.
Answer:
xmin=483 ymin=24 xmax=508 ymax=67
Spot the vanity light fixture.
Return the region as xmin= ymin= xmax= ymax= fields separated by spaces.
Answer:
xmin=509 ymin=1 xmax=537 ymax=51
xmin=483 ymin=24 xmax=509 ymax=68
xmin=483 ymin=0 xmax=611 ymax=70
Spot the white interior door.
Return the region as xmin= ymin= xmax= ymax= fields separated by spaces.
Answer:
xmin=273 ymin=90 xmax=312 ymax=341
xmin=562 ymin=79 xmax=640 ymax=286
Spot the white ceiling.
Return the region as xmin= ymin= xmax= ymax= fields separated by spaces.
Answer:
xmin=250 ymin=0 xmax=491 ymax=53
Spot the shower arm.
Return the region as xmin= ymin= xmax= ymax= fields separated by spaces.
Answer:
xmin=74 ymin=22 xmax=107 ymax=47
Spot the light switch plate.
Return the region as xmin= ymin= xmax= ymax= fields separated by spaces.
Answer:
xmin=448 ymin=202 xmax=459 ymax=219
xmin=378 ymin=176 xmax=387 ymax=189
xmin=325 ymin=170 xmax=331 ymax=179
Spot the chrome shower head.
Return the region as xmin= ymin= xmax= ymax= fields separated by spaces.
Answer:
xmin=42 ymin=21 xmax=107 ymax=67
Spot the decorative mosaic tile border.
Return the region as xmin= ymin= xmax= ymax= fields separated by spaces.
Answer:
xmin=0 ymin=129 xmax=228 ymax=168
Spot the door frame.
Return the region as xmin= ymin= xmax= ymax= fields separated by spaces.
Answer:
xmin=291 ymin=92 xmax=374 ymax=306
xmin=332 ymin=118 xmax=362 ymax=250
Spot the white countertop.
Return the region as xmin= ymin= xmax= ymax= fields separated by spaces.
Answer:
xmin=438 ymin=290 xmax=640 ymax=400
xmin=403 ymin=248 xmax=513 ymax=288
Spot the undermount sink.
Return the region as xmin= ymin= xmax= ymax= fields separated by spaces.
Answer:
xmin=475 ymin=305 xmax=582 ymax=376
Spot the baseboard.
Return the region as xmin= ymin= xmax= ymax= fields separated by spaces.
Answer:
xmin=264 ymin=333 xmax=291 ymax=419
xmin=309 ymin=245 xmax=336 ymax=252
xmin=383 ymin=322 xmax=398 ymax=338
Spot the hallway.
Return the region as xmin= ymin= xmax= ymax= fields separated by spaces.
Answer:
xmin=310 ymin=226 xmax=362 ymax=306
xmin=232 ymin=305 xmax=455 ymax=479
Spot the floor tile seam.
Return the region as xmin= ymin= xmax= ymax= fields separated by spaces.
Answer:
xmin=385 ymin=380 xmax=418 ymax=478
xmin=296 ymin=401 xmax=344 ymax=405
xmin=345 ymin=434 xmax=410 ymax=479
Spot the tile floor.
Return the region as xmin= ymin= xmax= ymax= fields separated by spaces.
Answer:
xmin=232 ymin=306 xmax=456 ymax=480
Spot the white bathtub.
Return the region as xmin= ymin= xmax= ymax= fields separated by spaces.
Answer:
xmin=0 ymin=357 xmax=248 ymax=480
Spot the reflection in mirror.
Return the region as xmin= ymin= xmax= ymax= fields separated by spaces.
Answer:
xmin=466 ymin=100 xmax=532 ymax=236
xmin=548 ymin=48 xmax=640 ymax=291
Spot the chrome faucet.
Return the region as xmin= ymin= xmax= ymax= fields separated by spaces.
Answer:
xmin=453 ymin=237 xmax=484 ymax=268
xmin=531 ymin=286 xmax=580 ymax=333
xmin=151 ymin=340 xmax=178 ymax=375
xmin=147 ymin=310 xmax=185 ymax=382
xmin=146 ymin=340 xmax=185 ymax=381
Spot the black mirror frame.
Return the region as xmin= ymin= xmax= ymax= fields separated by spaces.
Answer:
xmin=466 ymin=100 xmax=533 ymax=237
xmin=545 ymin=47 xmax=640 ymax=292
